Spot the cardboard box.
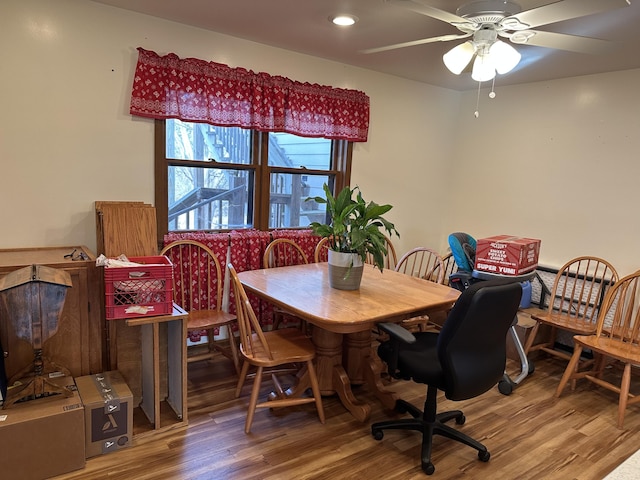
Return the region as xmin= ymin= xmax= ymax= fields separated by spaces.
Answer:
xmin=0 ymin=376 xmax=85 ymax=480
xmin=75 ymin=370 xmax=133 ymax=458
xmin=475 ymin=235 xmax=541 ymax=276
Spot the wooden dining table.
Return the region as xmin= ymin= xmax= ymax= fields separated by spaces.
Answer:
xmin=237 ymin=262 xmax=460 ymax=421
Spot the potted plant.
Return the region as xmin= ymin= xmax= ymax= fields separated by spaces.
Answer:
xmin=307 ymin=184 xmax=399 ymax=290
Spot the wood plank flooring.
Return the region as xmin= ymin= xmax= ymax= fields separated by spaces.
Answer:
xmin=53 ymin=351 xmax=640 ymax=479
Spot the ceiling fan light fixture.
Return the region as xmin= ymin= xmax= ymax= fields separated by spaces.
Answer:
xmin=490 ymin=40 xmax=521 ymax=74
xmin=330 ymin=14 xmax=358 ymax=26
xmin=442 ymin=41 xmax=476 ymax=75
xmin=471 ymin=53 xmax=496 ymax=82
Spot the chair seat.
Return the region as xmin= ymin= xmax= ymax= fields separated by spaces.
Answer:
xmin=532 ymin=311 xmax=599 ymax=335
xmin=187 ymin=309 xmax=237 ymax=330
xmin=241 ymin=329 xmax=316 ymax=367
xmin=186 ymin=309 xmax=240 ymax=371
xmin=574 ymin=335 xmax=640 ymax=364
xmin=378 ymin=332 xmax=442 ymax=385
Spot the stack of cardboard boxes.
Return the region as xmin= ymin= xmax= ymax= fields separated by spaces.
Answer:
xmin=0 ymin=371 xmax=132 ymax=480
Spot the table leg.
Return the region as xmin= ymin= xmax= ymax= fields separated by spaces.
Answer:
xmin=343 ymin=330 xmax=373 ymax=385
xmin=312 ymin=327 xmax=343 ymax=395
xmin=312 ymin=327 xmax=371 ymax=421
xmin=332 ymin=365 xmax=371 ymax=422
xmin=345 ymin=329 xmax=399 ymax=414
xmin=275 ymin=326 xmax=380 ymax=422
xmin=363 ymin=351 xmax=399 ymax=411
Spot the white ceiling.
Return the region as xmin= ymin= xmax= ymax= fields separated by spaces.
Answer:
xmin=91 ymin=0 xmax=640 ymax=91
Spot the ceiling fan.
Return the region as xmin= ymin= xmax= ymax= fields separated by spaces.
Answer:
xmin=363 ymin=0 xmax=631 ymax=82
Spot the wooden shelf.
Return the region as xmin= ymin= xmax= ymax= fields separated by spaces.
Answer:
xmin=113 ymin=304 xmax=189 ymax=437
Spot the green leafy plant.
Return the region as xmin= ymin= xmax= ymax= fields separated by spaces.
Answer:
xmin=307 ymin=184 xmax=399 ymax=272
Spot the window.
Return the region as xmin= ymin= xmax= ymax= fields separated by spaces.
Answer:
xmin=154 ymin=120 xmax=352 ymax=239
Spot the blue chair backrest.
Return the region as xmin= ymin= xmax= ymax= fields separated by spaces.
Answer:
xmin=448 ymin=232 xmax=476 ymax=273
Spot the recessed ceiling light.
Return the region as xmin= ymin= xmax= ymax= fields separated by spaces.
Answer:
xmin=330 ymin=14 xmax=358 ymax=26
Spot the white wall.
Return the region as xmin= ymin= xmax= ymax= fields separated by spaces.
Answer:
xmin=0 ymin=0 xmax=456 ymax=257
xmin=445 ymin=70 xmax=640 ymax=275
xmin=2 ymin=0 xmax=639 ymax=276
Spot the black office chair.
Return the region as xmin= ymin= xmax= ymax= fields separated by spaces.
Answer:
xmin=447 ymin=231 xmax=534 ymax=395
xmin=371 ymin=280 xmax=522 ymax=475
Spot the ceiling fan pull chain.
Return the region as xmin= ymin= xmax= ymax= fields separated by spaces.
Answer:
xmin=474 ymin=80 xmax=482 ymax=118
xmin=489 ymin=77 xmax=496 ymax=99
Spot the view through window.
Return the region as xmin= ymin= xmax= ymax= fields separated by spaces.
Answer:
xmin=155 ymin=119 xmax=351 ymax=235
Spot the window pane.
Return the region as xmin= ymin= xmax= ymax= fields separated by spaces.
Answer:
xmin=166 ymin=119 xmax=251 ymax=164
xmin=169 ymin=166 xmax=253 ymax=230
xmin=269 ymin=173 xmax=331 ymax=228
xmin=268 ymin=133 xmax=331 ymax=169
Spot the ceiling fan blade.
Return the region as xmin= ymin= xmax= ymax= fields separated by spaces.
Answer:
xmin=387 ymin=0 xmax=472 ymax=26
xmin=361 ymin=33 xmax=472 ymax=54
xmin=509 ymin=30 xmax=613 ymax=54
xmin=507 ymin=0 xmax=631 ymax=29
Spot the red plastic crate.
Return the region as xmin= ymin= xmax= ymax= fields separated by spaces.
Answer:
xmin=104 ymin=255 xmax=173 ymax=320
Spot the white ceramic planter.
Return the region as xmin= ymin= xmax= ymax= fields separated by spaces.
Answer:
xmin=327 ymin=250 xmax=364 ymax=290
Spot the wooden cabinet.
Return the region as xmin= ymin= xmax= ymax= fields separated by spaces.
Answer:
xmin=0 ymin=246 xmax=104 ymax=380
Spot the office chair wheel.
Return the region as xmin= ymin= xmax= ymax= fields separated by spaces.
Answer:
xmin=371 ymin=428 xmax=384 ymax=441
xmin=498 ymin=379 xmax=513 ymax=395
xmin=478 ymin=450 xmax=491 ymax=462
xmin=422 ymin=461 xmax=435 ymax=475
xmin=455 ymin=414 xmax=466 ymax=425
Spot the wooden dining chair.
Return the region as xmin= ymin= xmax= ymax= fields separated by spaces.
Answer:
xmin=313 ymin=237 xmax=330 ymax=263
xmin=440 ymin=252 xmax=459 ymax=286
xmin=524 ymin=256 xmax=619 ymax=370
xmin=394 ymin=247 xmax=446 ymax=332
xmin=396 ymin=247 xmax=445 ymax=284
xmin=555 ymin=270 xmax=640 ymax=429
xmin=228 ymin=263 xmax=325 ymax=433
xmin=263 ymin=238 xmax=309 ymax=269
xmin=160 ymin=240 xmax=240 ymax=374
xmin=263 ymin=238 xmax=309 ymax=330
xmin=365 ymin=234 xmax=397 ymax=270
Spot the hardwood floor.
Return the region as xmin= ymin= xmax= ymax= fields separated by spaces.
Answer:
xmin=54 ymin=351 xmax=640 ymax=479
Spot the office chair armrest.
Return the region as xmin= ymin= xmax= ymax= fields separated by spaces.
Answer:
xmin=378 ymin=322 xmax=417 ymax=344
xmin=377 ymin=322 xmax=416 ymax=379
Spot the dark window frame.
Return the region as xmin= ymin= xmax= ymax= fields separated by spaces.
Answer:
xmin=154 ymin=120 xmax=352 ymax=245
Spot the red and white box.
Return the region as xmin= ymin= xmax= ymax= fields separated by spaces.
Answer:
xmin=474 ymin=235 xmax=541 ymax=276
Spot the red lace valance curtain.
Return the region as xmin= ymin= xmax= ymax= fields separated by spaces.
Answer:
xmin=130 ymin=47 xmax=370 ymax=142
